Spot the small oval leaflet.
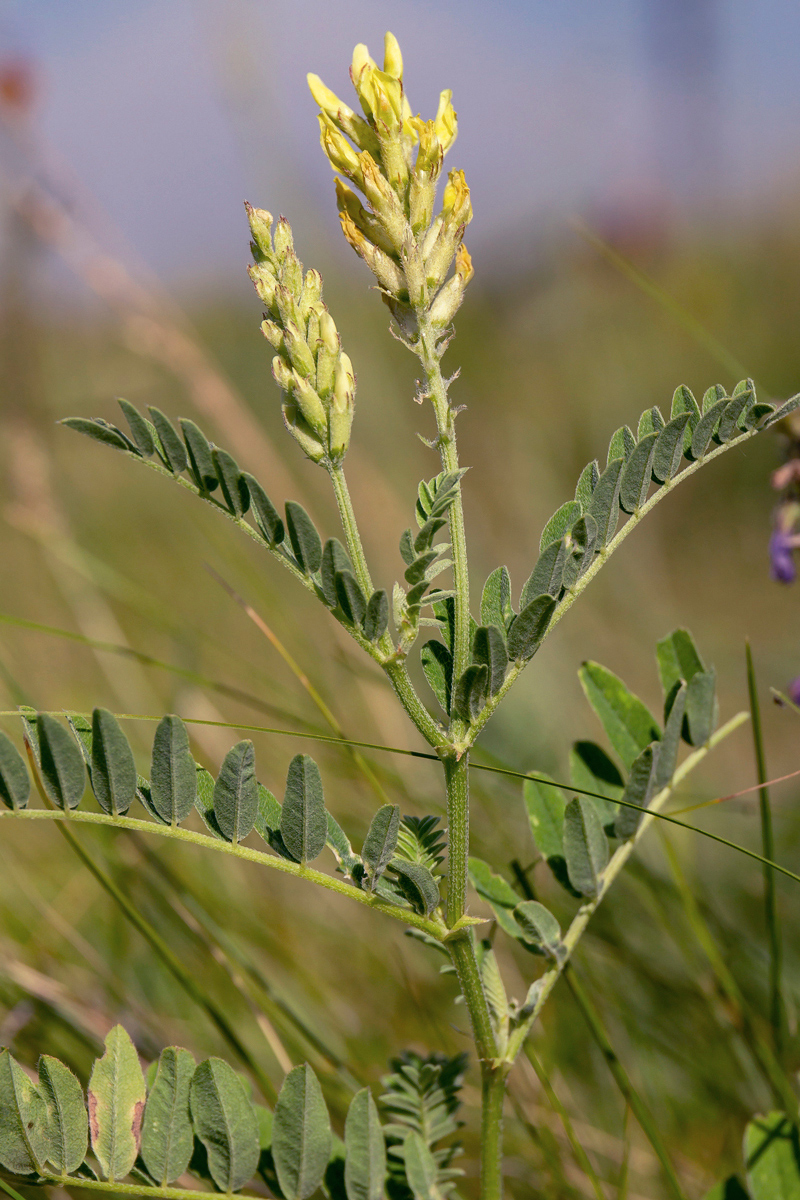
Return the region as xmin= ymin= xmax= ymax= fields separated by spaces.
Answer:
xmin=335 ymin=570 xmax=367 ymax=625
xmin=390 ymin=860 xmax=440 ymax=916
xmin=148 ymin=407 xmax=187 ymax=474
xmin=652 ymin=411 xmax=691 ymax=483
xmin=39 ymin=1054 xmax=88 ymax=1176
xmin=421 ymin=640 xmax=453 ymax=713
xmin=281 ymin=754 xmax=328 ymax=864
xmin=141 ymin=1047 xmax=196 ymax=1185
xmin=91 ymin=707 xmax=137 ymax=817
xmin=563 ymin=797 xmax=609 ymax=897
xmin=285 ymin=501 xmax=323 ymax=574
xmin=150 ymin=714 xmax=197 ymax=826
xmin=189 ymin=1057 xmax=260 ymax=1194
xmin=37 ymin=713 xmax=86 ymax=811
xmin=452 ymin=663 xmax=489 ymax=722
xmin=507 ymin=594 xmax=556 ymax=662
xmin=88 ymin=1025 xmax=146 ymax=1183
xmin=272 ymin=1063 xmax=332 ymax=1200
xmin=0 ymin=1048 xmax=48 ymax=1175
xmin=344 ymin=1088 xmax=386 ymax=1200
xmin=119 ymin=398 xmax=155 ymax=457
xmin=363 ymin=588 xmax=389 ymax=641
xmin=403 ymin=1130 xmax=438 ymax=1199
xmin=473 ymin=624 xmax=508 ymax=696
xmin=362 ymin=804 xmax=401 ymax=891
xmin=539 ymin=499 xmax=581 ymax=553
xmin=469 ymin=856 xmax=526 ymax=942
xmin=320 ymin=537 xmax=352 ymax=607
xmin=515 ymin=900 xmax=563 ymax=959
xmin=587 ymin=456 xmax=624 ymax=549
xmin=213 ymin=739 xmax=259 ymax=843
xmin=243 ymin=472 xmax=284 ymax=543
xmin=0 ymin=730 xmax=30 ymax=810
xmin=179 ymin=418 xmax=217 ymax=490
xmin=213 ymin=447 xmax=250 ymax=517
xmin=481 ymin=565 xmax=513 ymax=631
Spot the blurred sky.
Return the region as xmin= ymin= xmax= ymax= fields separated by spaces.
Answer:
xmin=1 ymin=0 xmax=800 ymax=295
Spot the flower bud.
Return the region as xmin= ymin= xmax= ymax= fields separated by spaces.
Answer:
xmin=245 ymin=203 xmax=274 ymax=259
xmin=434 ymin=89 xmax=458 ymax=153
xmin=292 ymin=372 xmax=328 ymax=435
xmin=442 ymin=169 xmax=473 ymax=229
xmin=383 ymin=32 xmax=403 ymax=80
xmin=328 ymin=407 xmax=353 ymax=462
xmin=315 ymin=311 xmax=339 ymax=400
xmin=282 ymin=400 xmax=325 ymax=463
xmin=318 ymin=114 xmax=364 ymax=187
xmin=428 ymin=246 xmax=473 ymax=328
xmin=335 ymin=178 xmax=396 ymax=256
xmin=283 ymin=321 xmax=316 ymax=379
xmin=340 ymin=210 xmax=406 ymax=294
xmin=408 ymin=118 xmax=442 ymax=233
xmin=274 ymin=281 xmax=302 ymax=332
xmin=333 ymin=352 xmax=355 ymax=414
xmin=421 ymin=215 xmax=443 ymax=260
xmin=274 ymin=216 xmax=294 ymax=260
xmin=359 ymin=153 xmax=407 ymax=245
xmin=307 ymin=72 xmax=381 ymax=157
xmin=248 ymin=262 xmax=278 ymax=312
xmin=305 ymin=309 xmax=320 ymax=360
xmin=319 ymin=310 xmax=340 ymax=355
xmin=260 ymin=318 xmax=286 ymax=353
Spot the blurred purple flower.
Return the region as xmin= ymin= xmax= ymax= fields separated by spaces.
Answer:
xmin=789 ymin=678 xmax=800 ymax=706
xmin=769 ymin=529 xmax=796 ymax=583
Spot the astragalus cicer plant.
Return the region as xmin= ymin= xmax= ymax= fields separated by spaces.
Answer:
xmin=1 ymin=31 xmax=799 ymax=1200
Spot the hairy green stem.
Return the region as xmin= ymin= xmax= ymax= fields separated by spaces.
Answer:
xmin=0 ymin=808 xmax=447 ymax=938
xmin=563 ymin=967 xmax=687 ymax=1200
xmin=506 ymin=712 xmax=749 ymax=1061
xmin=416 ymin=314 xmax=471 ymax=725
xmin=383 ymin=659 xmax=447 ymax=747
xmin=745 ymin=640 xmax=785 ymax=1060
xmin=479 ymin=1063 xmax=509 ymax=1200
xmin=36 ymin=1177 xmax=262 ymax=1200
xmin=328 ymin=462 xmax=376 ymax=598
xmin=444 ymin=752 xmax=470 ymax=926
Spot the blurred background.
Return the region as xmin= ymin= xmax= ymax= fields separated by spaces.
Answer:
xmin=1 ymin=2 xmax=800 ymax=1197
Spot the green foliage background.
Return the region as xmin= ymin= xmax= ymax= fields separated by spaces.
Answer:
xmin=2 ymin=209 xmax=800 ymax=1197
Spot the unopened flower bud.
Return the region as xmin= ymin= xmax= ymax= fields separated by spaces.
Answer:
xmin=328 ymin=407 xmax=353 ymax=463
xmin=260 ymin=318 xmax=286 ymax=353
xmin=292 ymin=372 xmax=328 ymax=435
xmin=274 ymin=281 xmax=302 ymax=332
xmin=319 ymin=310 xmax=340 ymax=355
xmin=455 ymin=242 xmax=474 ymax=284
xmin=274 ymin=217 xmax=294 ymax=260
xmin=434 ymin=89 xmax=458 ymax=153
xmin=383 ymin=32 xmax=403 ymax=80
xmin=315 ymin=313 xmax=339 ymax=400
xmin=359 ymin=153 xmax=407 ymax=244
xmin=335 ymin=178 xmax=397 ymax=256
xmin=428 ymin=246 xmax=473 ymax=328
xmin=245 ymin=203 xmax=274 ymax=259
xmin=249 ymin=262 xmax=278 ymax=312
xmin=307 ymin=72 xmax=381 ymax=157
xmin=283 ymin=322 xmax=316 ymax=379
xmin=307 ymin=73 xmax=353 ymax=123
xmin=282 ymin=400 xmax=325 ymax=463
xmin=305 ymin=309 xmax=320 ymax=360
xmin=333 ymin=352 xmax=355 ymax=414
xmin=318 ymin=114 xmax=364 ymax=186
xmin=421 ymin=216 xmax=443 ymax=260
xmin=301 ymin=269 xmax=323 ymax=314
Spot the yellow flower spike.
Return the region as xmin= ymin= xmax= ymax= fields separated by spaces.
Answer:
xmin=408 ymin=117 xmax=442 ymax=233
xmin=318 ymin=114 xmax=364 ymax=186
xmin=383 ymin=32 xmax=403 ymax=81
xmin=434 ymin=89 xmax=458 ymax=154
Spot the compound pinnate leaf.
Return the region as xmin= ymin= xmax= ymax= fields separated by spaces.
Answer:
xmin=362 ymin=804 xmax=401 ymax=891
xmin=523 ymin=774 xmax=567 ymax=860
xmin=745 ymin=1112 xmax=800 ymax=1200
xmin=579 ymin=661 xmax=660 ymax=770
xmin=481 ymin=565 xmax=513 ymax=631
xmin=389 ymin=860 xmax=440 ymax=916
xmin=587 ymin=457 xmax=624 ymax=548
xmin=118 ymin=399 xmax=155 ymax=457
xmin=281 ymin=754 xmax=327 ymax=864
xmin=190 ymin=1058 xmax=259 ymax=1194
xmin=615 ymin=744 xmax=659 ymax=840
xmin=285 ymin=501 xmax=323 ymax=574
xmin=243 ymin=473 xmax=284 ymax=544
xmin=91 ymin=708 xmax=137 ymax=817
xmin=272 ymin=1064 xmax=332 ymax=1200
xmin=468 ymin=857 xmax=525 ymax=941
xmin=39 ymin=1054 xmax=88 ymax=1176
xmin=344 ymin=1088 xmax=386 ymax=1200
xmin=563 ymin=797 xmax=609 ymax=897
xmin=473 ymin=624 xmax=508 ymax=696
xmin=539 ymin=500 xmax=581 ymax=552
xmin=213 ymin=739 xmax=258 ymax=844
xmin=403 ymin=1130 xmax=438 ymax=1199
xmin=363 ymin=589 xmax=389 ymax=641
xmin=514 ymin=901 xmax=563 ymax=959
xmin=179 ymin=418 xmax=218 ymax=491
xmin=37 ymin=713 xmax=86 ymax=810
xmin=652 ymin=411 xmax=691 ymax=483
xmin=213 ymin=448 xmax=250 ymax=517
xmin=619 ymin=432 xmax=658 ymax=514
xmin=0 ymin=1048 xmax=48 ymax=1175
xmin=0 ymin=731 xmax=30 ymax=810
xmin=140 ymin=1047 xmax=195 ymax=1185
xmin=656 ymin=628 xmax=704 ymax=700
xmin=507 ymin=594 xmax=556 ymax=662
xmin=148 ymin=407 xmax=187 ymax=474
xmin=88 ymin=1025 xmax=146 ymax=1183
xmin=150 ymin=715 xmax=197 ymax=826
